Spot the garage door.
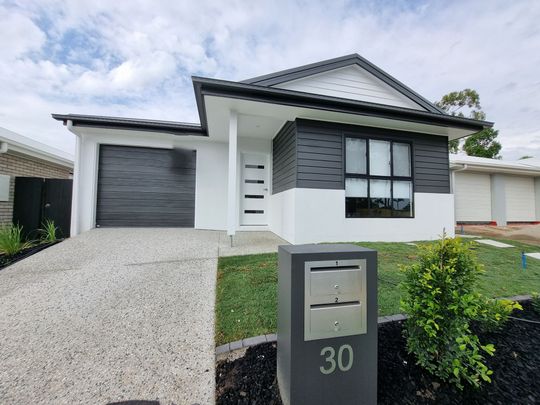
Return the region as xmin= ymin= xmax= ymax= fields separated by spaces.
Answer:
xmin=96 ymin=145 xmax=196 ymax=227
xmin=454 ymin=172 xmax=492 ymax=222
xmin=505 ymin=175 xmax=535 ymax=222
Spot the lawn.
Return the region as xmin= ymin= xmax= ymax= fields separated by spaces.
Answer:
xmin=215 ymin=238 xmax=540 ymax=345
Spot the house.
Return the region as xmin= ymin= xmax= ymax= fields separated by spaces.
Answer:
xmin=0 ymin=126 xmax=74 ymax=229
xmin=450 ymin=154 xmax=540 ymax=225
xmin=53 ymin=54 xmax=491 ymax=243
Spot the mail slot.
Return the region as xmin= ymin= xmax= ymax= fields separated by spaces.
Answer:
xmin=305 ymin=259 xmax=366 ymax=340
xmin=277 ymin=244 xmax=377 ymax=405
xmin=309 ymin=303 xmax=364 ymax=338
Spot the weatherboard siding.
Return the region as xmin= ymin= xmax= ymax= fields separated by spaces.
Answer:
xmin=274 ymin=65 xmax=424 ymax=110
xmin=272 ymin=119 xmax=450 ymax=194
xmin=272 ymin=121 xmax=297 ymax=194
xmin=296 ymin=122 xmax=344 ymax=189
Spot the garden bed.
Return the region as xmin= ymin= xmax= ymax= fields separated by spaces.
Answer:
xmin=0 ymin=241 xmax=59 ymax=270
xmin=216 ymin=302 xmax=539 ymax=404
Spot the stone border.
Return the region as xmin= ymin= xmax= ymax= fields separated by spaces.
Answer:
xmin=216 ymin=294 xmax=532 ymax=356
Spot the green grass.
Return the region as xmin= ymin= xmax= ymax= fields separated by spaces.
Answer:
xmin=215 ymin=238 xmax=540 ymax=345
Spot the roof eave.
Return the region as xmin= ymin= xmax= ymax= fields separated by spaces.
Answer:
xmin=192 ymin=76 xmax=492 ymax=134
xmin=51 ymin=114 xmax=207 ymax=137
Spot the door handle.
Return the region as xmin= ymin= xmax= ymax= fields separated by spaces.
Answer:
xmin=44 ymin=203 xmax=51 ymax=208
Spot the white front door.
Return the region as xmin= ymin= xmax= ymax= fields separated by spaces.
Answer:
xmin=240 ymin=153 xmax=269 ymax=225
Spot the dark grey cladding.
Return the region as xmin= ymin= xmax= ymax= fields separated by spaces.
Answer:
xmin=272 ymin=119 xmax=450 ymax=194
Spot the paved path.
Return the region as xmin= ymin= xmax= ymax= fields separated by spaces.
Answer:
xmin=0 ymin=228 xmax=221 ymax=405
xmin=475 ymin=239 xmax=515 ymax=248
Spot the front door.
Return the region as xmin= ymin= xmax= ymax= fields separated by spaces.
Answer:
xmin=240 ymin=153 xmax=269 ymax=226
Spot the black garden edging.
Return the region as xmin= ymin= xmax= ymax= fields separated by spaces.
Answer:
xmin=0 ymin=240 xmax=61 ymax=271
xmin=216 ymin=297 xmax=539 ymax=405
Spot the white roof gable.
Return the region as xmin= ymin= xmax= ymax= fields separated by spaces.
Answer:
xmin=274 ymin=65 xmax=425 ymax=111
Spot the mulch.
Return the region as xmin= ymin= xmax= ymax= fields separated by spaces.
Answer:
xmin=0 ymin=241 xmax=59 ymax=270
xmin=216 ymin=302 xmax=540 ymax=404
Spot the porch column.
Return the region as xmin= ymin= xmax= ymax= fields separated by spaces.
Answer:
xmin=227 ymin=110 xmax=238 ymax=238
xmin=67 ymin=120 xmax=81 ymax=236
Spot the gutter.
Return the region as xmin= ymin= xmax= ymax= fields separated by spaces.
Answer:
xmin=0 ymin=142 xmax=8 ymax=154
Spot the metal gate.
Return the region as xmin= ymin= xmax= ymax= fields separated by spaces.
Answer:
xmin=12 ymin=177 xmax=73 ymax=239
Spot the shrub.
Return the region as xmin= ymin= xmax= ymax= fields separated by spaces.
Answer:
xmin=476 ymin=298 xmax=522 ymax=333
xmin=532 ymin=292 xmax=540 ymax=313
xmin=400 ymin=235 xmax=497 ymax=389
xmin=39 ymin=219 xmax=58 ymax=243
xmin=0 ymin=224 xmax=32 ymax=256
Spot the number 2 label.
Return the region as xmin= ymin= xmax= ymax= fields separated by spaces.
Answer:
xmin=320 ymin=344 xmax=354 ymax=375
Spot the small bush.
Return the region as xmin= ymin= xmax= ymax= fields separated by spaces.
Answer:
xmin=476 ymin=298 xmax=522 ymax=332
xmin=531 ymin=292 xmax=540 ymax=313
xmin=400 ymin=235 xmax=497 ymax=389
xmin=0 ymin=224 xmax=32 ymax=256
xmin=39 ymin=219 xmax=58 ymax=243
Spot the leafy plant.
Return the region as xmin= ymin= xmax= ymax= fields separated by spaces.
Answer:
xmin=476 ymin=298 xmax=522 ymax=332
xmin=531 ymin=292 xmax=540 ymax=313
xmin=39 ymin=219 xmax=58 ymax=243
xmin=400 ymin=235 xmax=498 ymax=389
xmin=0 ymin=224 xmax=33 ymax=256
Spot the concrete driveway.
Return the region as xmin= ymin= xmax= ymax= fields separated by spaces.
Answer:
xmin=0 ymin=228 xmax=221 ymax=405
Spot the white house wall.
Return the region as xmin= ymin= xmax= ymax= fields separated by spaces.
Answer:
xmin=270 ymin=189 xmax=454 ymax=243
xmin=274 ymin=65 xmax=424 ymax=110
xmin=268 ymin=188 xmax=296 ymax=243
xmin=75 ymin=129 xmax=229 ymax=233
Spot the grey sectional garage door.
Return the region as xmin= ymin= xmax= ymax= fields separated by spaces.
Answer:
xmin=96 ymin=145 xmax=196 ymax=227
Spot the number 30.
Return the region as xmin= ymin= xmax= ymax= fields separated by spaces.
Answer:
xmin=320 ymin=344 xmax=354 ymax=375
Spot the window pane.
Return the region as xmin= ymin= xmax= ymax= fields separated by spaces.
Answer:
xmin=393 ymin=143 xmax=411 ymax=177
xmin=345 ymin=178 xmax=367 ymax=197
xmin=346 ymin=138 xmax=366 ymax=174
xmin=370 ymin=179 xmax=390 ymax=198
xmin=369 ymin=179 xmax=391 ymax=217
xmin=392 ymin=180 xmax=413 ymax=217
xmin=345 ymin=178 xmax=368 ymax=217
xmin=369 ymin=140 xmax=391 ymax=176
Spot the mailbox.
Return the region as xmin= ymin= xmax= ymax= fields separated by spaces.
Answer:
xmin=277 ymin=244 xmax=377 ymax=405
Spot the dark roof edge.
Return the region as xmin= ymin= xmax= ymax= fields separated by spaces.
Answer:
xmin=192 ymin=76 xmax=493 ymax=133
xmin=51 ymin=114 xmax=207 ymax=136
xmin=241 ymin=54 xmax=358 ymax=85
xmin=241 ymin=54 xmax=446 ymax=114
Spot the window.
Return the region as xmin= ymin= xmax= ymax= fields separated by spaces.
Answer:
xmin=345 ymin=137 xmax=413 ymax=218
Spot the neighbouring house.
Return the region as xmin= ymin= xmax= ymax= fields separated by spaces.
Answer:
xmin=53 ymin=54 xmax=491 ymax=243
xmin=0 ymin=127 xmax=74 ymax=236
xmin=450 ymin=154 xmax=540 ymax=225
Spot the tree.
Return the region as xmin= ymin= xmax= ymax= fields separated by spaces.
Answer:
xmin=435 ymin=89 xmax=501 ymax=158
xmin=463 ymin=128 xmax=501 ymax=158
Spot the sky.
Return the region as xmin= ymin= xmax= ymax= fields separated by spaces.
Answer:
xmin=1 ymin=0 xmax=539 ymax=160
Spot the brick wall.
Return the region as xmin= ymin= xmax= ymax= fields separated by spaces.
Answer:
xmin=0 ymin=152 xmax=72 ymax=225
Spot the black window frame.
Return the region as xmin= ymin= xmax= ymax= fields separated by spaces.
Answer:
xmin=344 ymin=136 xmax=414 ymax=218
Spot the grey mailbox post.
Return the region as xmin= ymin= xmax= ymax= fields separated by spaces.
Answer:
xmin=277 ymin=244 xmax=377 ymax=405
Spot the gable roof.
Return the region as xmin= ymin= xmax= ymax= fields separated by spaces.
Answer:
xmin=192 ymin=75 xmax=492 ymax=135
xmin=242 ymin=54 xmax=445 ymax=114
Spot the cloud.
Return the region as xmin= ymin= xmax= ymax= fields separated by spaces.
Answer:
xmin=0 ymin=0 xmax=539 ymax=160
